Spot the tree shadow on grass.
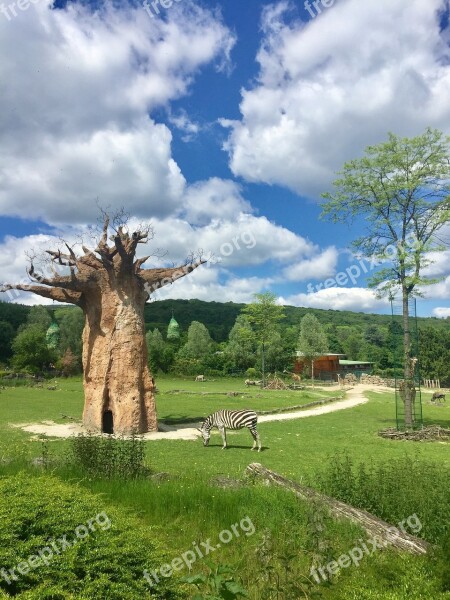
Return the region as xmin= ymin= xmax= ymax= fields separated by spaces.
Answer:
xmin=203 ymin=443 xmax=268 ymax=451
xmin=159 ymin=415 xmax=204 ymax=426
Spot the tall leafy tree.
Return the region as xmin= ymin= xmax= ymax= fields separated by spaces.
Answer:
xmin=243 ymin=292 xmax=285 ymax=385
xmin=12 ymin=324 xmax=56 ymax=372
xmin=321 ymin=128 xmax=450 ymax=427
xmin=181 ymin=321 xmax=214 ymax=360
xmin=225 ymin=315 xmax=257 ymax=372
xmin=146 ymin=328 xmax=173 ymax=373
xmin=298 ymin=314 xmax=328 ymax=386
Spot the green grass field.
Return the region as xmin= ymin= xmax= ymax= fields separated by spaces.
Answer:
xmin=1 ymin=377 xmax=449 ymax=599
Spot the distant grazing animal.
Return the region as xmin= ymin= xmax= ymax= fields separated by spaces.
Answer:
xmin=432 ymin=391 xmax=446 ymax=403
xmin=199 ymin=409 xmax=261 ymax=451
xmin=245 ymin=379 xmax=261 ymax=386
xmin=195 ymin=375 xmax=205 ymax=382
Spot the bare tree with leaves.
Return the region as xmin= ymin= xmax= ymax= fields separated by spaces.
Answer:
xmin=321 ymin=128 xmax=450 ymax=428
xmin=0 ymin=213 xmax=205 ymax=433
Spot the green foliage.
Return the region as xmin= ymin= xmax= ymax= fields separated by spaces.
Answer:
xmin=25 ymin=306 xmax=52 ymax=333
xmin=298 ymin=314 xmax=328 ymax=381
xmin=315 ymin=452 xmax=450 ymax=545
xmin=0 ymin=300 xmax=29 ymax=333
xmin=419 ymin=326 xmax=450 ymax=386
xmin=182 ymin=561 xmax=248 ymax=600
xmin=180 ymin=321 xmax=214 ymax=360
xmin=298 ymin=314 xmax=329 ymax=360
xmin=66 ymin=433 xmax=148 ymax=479
xmin=146 ymin=328 xmax=174 ymax=373
xmin=144 ymin=299 xmax=242 ymax=343
xmin=0 ymin=321 xmax=15 ymax=363
xmin=11 ymin=325 xmax=56 ymax=373
xmin=0 ymin=473 xmax=184 ymax=599
xmin=321 ymin=128 xmax=450 ymax=299
xmin=53 ymin=307 xmax=84 ymax=360
xmin=242 ymin=293 xmax=285 ymax=346
xmin=243 ymin=293 xmax=285 ymax=381
xmin=224 ymin=315 xmax=257 ymax=373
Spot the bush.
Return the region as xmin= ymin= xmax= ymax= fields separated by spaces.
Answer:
xmin=0 ymin=473 xmax=185 ymax=599
xmin=66 ymin=433 xmax=148 ymax=479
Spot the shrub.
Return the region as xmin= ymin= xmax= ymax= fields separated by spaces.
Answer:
xmin=66 ymin=433 xmax=148 ymax=479
xmin=0 ymin=473 xmax=185 ymax=599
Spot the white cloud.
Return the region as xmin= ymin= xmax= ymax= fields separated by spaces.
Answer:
xmin=0 ymin=1 xmax=235 ymax=224
xmin=422 ymin=250 xmax=450 ymax=278
xmin=168 ymin=109 xmax=202 ymax=142
xmin=280 ymin=287 xmax=389 ymax=311
xmin=0 ymin=209 xmax=318 ymax=303
xmin=222 ymin=0 xmax=450 ymax=197
xmin=424 ymin=275 xmax=450 ymax=299
xmin=149 ymin=265 xmax=273 ymax=304
xmin=432 ymin=306 xmax=450 ymax=318
xmin=283 ymin=247 xmax=338 ymax=281
xmin=181 ymin=179 xmax=252 ymax=226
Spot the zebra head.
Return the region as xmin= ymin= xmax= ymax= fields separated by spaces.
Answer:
xmin=198 ymin=421 xmax=210 ymax=446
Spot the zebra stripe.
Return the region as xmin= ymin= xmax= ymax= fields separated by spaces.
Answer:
xmin=200 ymin=409 xmax=261 ymax=451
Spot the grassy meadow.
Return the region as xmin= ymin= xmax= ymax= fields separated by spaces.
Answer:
xmin=0 ymin=376 xmax=449 ymax=599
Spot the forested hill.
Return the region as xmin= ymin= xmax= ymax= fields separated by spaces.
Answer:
xmin=144 ymin=299 xmax=449 ymax=343
xmin=1 ymin=298 xmax=448 ymax=344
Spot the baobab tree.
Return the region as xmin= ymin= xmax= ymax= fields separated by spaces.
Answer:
xmin=0 ymin=214 xmax=205 ymax=434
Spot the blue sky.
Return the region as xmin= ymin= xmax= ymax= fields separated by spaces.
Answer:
xmin=0 ymin=0 xmax=449 ymax=317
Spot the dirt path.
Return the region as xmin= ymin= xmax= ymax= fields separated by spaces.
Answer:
xmin=12 ymin=384 xmax=385 ymax=441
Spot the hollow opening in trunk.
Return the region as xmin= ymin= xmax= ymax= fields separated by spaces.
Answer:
xmin=102 ymin=410 xmax=114 ymax=434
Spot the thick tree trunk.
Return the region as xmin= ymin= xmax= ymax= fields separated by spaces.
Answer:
xmin=246 ymin=464 xmax=429 ymax=555
xmin=82 ymin=286 xmax=157 ymax=434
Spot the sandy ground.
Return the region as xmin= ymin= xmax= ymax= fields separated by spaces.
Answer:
xmin=11 ymin=384 xmax=388 ymax=441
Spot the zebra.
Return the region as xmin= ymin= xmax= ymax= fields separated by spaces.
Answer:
xmin=198 ymin=409 xmax=261 ymax=451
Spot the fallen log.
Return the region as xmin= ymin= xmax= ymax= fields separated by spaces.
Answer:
xmin=246 ymin=463 xmax=430 ymax=555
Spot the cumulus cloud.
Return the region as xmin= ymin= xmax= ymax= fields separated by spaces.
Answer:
xmin=432 ymin=307 xmax=450 ymax=318
xmin=0 ymin=0 xmax=235 ymax=224
xmin=150 ymin=265 xmax=274 ymax=303
xmin=222 ymin=0 xmax=450 ymax=197
xmin=181 ymin=179 xmax=252 ymax=226
xmin=280 ymin=287 xmax=389 ymax=312
xmin=0 ymin=207 xmax=320 ymax=304
xmin=423 ymin=275 xmax=450 ymax=299
xmin=283 ymin=247 xmax=338 ymax=281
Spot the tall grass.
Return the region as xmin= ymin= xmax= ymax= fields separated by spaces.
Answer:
xmin=313 ymin=452 xmax=450 ymax=545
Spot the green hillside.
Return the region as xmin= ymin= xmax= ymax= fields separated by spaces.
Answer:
xmin=1 ymin=298 xmax=449 ymax=344
xmin=143 ymin=298 xmax=449 ymax=343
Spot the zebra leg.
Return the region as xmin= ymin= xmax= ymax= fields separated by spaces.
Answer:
xmin=220 ymin=427 xmax=227 ymax=449
xmin=250 ymin=428 xmax=261 ymax=452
